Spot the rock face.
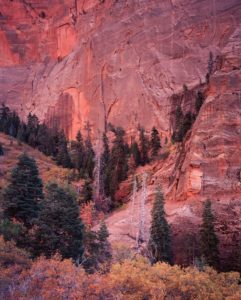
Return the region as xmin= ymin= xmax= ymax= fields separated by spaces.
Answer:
xmin=1 ymin=0 xmax=241 ymax=268
xmin=1 ymin=0 xmax=240 ymax=137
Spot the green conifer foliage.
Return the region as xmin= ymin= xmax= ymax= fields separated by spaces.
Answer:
xmin=81 ymin=180 xmax=93 ymax=204
xmin=17 ymin=122 xmax=28 ymax=145
xmin=97 ymin=221 xmax=112 ymax=265
xmin=100 ymin=133 xmax=111 ymax=197
xmin=0 ymin=143 xmax=4 ymax=156
xmin=36 ymin=123 xmax=52 ymax=156
xmin=75 ymin=130 xmax=85 ymax=173
xmin=108 ymin=127 xmax=128 ymax=201
xmin=139 ymin=127 xmax=149 ymax=165
xmin=151 ymin=127 xmax=161 ymax=158
xmin=26 ymin=113 xmax=39 ymax=147
xmin=82 ymin=222 xmax=111 ymax=273
xmin=3 ymin=153 xmax=43 ymax=228
xmin=148 ymin=189 xmax=172 ymax=264
xmin=56 ymin=130 xmax=72 ymax=168
xmin=200 ymin=199 xmax=220 ymax=269
xmin=83 ymin=138 xmax=95 ymax=179
xmin=0 ymin=103 xmax=11 ymax=134
xmin=131 ymin=140 xmax=142 ymax=167
xmin=195 ymin=91 xmax=205 ymax=113
xmin=35 ymin=183 xmax=84 ymax=261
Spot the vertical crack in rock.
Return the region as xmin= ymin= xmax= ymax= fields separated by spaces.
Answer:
xmin=100 ymin=64 xmax=107 ymax=132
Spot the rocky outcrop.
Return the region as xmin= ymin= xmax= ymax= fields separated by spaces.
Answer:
xmin=1 ymin=0 xmax=241 ymax=139
xmin=169 ymin=25 xmax=241 ymax=203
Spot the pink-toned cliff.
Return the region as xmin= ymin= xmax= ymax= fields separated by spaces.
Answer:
xmin=1 ymin=0 xmax=240 ymax=137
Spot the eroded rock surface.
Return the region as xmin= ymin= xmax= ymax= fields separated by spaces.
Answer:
xmin=1 ymin=0 xmax=240 ymax=138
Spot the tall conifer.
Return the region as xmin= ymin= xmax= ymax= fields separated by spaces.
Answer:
xmin=148 ymin=188 xmax=172 ymax=264
xmin=139 ymin=127 xmax=149 ymax=165
xmin=35 ymin=183 xmax=84 ymax=261
xmin=200 ymin=199 xmax=220 ymax=269
xmin=151 ymin=127 xmax=161 ymax=157
xmin=3 ymin=153 xmax=43 ymax=228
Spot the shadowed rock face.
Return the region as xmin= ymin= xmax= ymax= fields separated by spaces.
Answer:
xmin=1 ymin=0 xmax=240 ymax=132
xmin=0 ymin=0 xmax=241 ymax=207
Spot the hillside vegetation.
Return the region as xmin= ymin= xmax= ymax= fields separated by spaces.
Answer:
xmin=1 ymin=237 xmax=240 ymax=300
xmin=0 ymin=133 xmax=73 ymax=190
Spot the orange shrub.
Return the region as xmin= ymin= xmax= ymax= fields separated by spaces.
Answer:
xmin=2 ymin=250 xmax=240 ymax=300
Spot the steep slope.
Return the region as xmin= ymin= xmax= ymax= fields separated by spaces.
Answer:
xmin=106 ymin=157 xmax=241 ymax=271
xmin=169 ymin=26 xmax=241 ymax=203
xmin=0 ymin=133 xmax=72 ymax=189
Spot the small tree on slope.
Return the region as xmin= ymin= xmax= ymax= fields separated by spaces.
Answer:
xmin=148 ymin=189 xmax=172 ymax=264
xmin=139 ymin=127 xmax=149 ymax=165
xmin=98 ymin=221 xmax=112 ymax=262
xmin=151 ymin=127 xmax=161 ymax=158
xmin=200 ymin=199 xmax=220 ymax=269
xmin=3 ymin=153 xmax=43 ymax=228
xmin=0 ymin=143 xmax=4 ymax=156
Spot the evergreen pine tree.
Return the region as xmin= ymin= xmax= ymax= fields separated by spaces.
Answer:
xmin=131 ymin=140 xmax=141 ymax=167
xmin=108 ymin=127 xmax=128 ymax=201
xmin=100 ymin=133 xmax=111 ymax=197
xmin=200 ymin=199 xmax=220 ymax=269
xmin=34 ymin=183 xmax=84 ymax=261
xmin=148 ymin=188 xmax=172 ymax=264
xmin=70 ymin=130 xmax=85 ymax=175
xmin=0 ymin=218 xmax=23 ymax=242
xmin=98 ymin=221 xmax=109 ymax=242
xmin=0 ymin=103 xmax=11 ymax=134
xmin=26 ymin=113 xmax=39 ymax=147
xmin=139 ymin=127 xmax=149 ymax=165
xmin=81 ymin=180 xmax=93 ymax=203
xmin=151 ymin=127 xmax=161 ymax=158
xmin=208 ymin=51 xmax=214 ymax=75
xmin=97 ymin=221 xmax=112 ymax=265
xmin=36 ymin=123 xmax=52 ymax=155
xmin=56 ymin=130 xmax=72 ymax=168
xmin=182 ymin=112 xmax=194 ymax=137
xmin=50 ymin=128 xmax=61 ymax=157
xmin=82 ymin=222 xmax=111 ymax=273
xmin=0 ymin=143 xmax=4 ymax=156
xmin=84 ymin=137 xmax=95 ymax=179
xmin=195 ymin=91 xmax=204 ymax=113
xmin=82 ymin=228 xmax=100 ymax=273
xmin=2 ymin=153 xmax=43 ymax=228
xmin=172 ymin=106 xmax=183 ymax=142
xmin=9 ymin=111 xmax=20 ymax=137
xmin=206 ymin=52 xmax=214 ymax=83
xmin=75 ymin=130 xmax=85 ymax=173
xmin=17 ymin=122 xmax=27 ymax=145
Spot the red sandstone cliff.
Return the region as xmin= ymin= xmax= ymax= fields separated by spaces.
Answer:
xmin=1 ymin=0 xmax=241 ymax=199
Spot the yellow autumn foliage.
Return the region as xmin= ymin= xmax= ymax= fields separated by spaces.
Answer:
xmin=104 ymin=256 xmax=241 ymax=300
xmin=1 ymin=238 xmax=240 ymax=300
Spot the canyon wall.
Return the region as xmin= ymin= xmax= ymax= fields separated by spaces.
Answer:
xmin=0 ymin=0 xmax=240 ymax=134
xmin=1 ymin=0 xmax=241 ymax=206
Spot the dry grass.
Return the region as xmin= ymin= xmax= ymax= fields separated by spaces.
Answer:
xmin=0 ymin=133 xmax=72 ymax=190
